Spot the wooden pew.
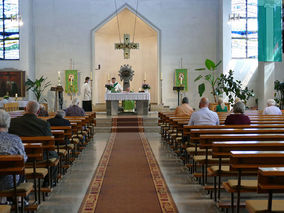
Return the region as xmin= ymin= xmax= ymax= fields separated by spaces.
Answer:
xmin=211 ymin=141 xmax=284 ymax=203
xmin=246 ymin=167 xmax=284 ymax=213
xmin=227 ymin=151 xmax=284 ymax=213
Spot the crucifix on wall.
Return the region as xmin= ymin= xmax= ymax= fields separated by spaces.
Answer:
xmin=115 ymin=34 xmax=139 ymax=59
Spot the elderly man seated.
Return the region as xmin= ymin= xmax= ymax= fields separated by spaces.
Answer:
xmin=175 ymin=97 xmax=193 ymax=117
xmin=188 ymin=97 xmax=219 ymax=126
xmin=47 ymin=110 xmax=71 ymax=126
xmin=9 ymin=100 xmax=58 ymax=187
xmin=0 ymin=110 xmax=27 ymax=191
xmin=263 ymin=99 xmax=282 ymax=115
xmin=65 ymin=98 xmax=85 ymax=116
xmin=225 ymin=101 xmax=251 ymax=125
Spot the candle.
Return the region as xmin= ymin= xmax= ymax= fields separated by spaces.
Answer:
xmin=107 ymin=73 xmax=110 ymax=81
xmin=58 ymin=71 xmax=61 ymax=85
xmin=144 ymin=72 xmax=146 ymax=81
xmin=15 ymin=93 xmax=18 ymax=98
xmin=160 ymin=72 xmax=163 ymax=80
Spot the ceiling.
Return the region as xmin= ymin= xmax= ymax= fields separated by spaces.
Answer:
xmin=96 ymin=8 xmax=157 ymax=37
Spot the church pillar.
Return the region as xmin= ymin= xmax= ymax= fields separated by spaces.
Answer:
xmin=258 ymin=62 xmax=276 ymax=110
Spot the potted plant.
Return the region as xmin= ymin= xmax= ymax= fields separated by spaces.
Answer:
xmin=274 ymin=80 xmax=284 ymax=109
xmin=215 ymin=70 xmax=254 ymax=105
xmin=194 ymin=59 xmax=222 ymax=103
xmin=25 ymin=76 xmax=51 ymax=102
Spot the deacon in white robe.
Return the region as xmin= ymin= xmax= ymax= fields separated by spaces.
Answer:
xmin=82 ymin=77 xmax=92 ymax=111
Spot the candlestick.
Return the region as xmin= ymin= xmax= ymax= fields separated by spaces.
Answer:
xmin=144 ymin=72 xmax=147 ymax=81
xmin=90 ymin=72 xmax=92 ymax=81
xmin=107 ymin=73 xmax=110 ymax=81
xmin=160 ymin=72 xmax=163 ymax=80
xmin=58 ymin=71 xmax=61 ymax=85
xmin=15 ymin=93 xmax=18 ymax=98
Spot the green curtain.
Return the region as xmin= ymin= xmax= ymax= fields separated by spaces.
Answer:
xmin=65 ymin=70 xmax=78 ymax=93
xmin=175 ymin=69 xmax=188 ymax=91
xmin=258 ymin=0 xmax=282 ymax=62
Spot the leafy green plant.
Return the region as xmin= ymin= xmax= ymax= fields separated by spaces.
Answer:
xmin=274 ymin=80 xmax=284 ymax=109
xmin=216 ymin=70 xmax=254 ymax=105
xmin=194 ymin=59 xmax=222 ymax=102
xmin=25 ymin=76 xmax=51 ymax=102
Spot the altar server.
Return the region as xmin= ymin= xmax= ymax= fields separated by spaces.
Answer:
xmin=82 ymin=77 xmax=92 ymax=111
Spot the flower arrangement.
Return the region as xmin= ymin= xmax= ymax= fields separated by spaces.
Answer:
xmin=142 ymin=84 xmax=151 ymax=90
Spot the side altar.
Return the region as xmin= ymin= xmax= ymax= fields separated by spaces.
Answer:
xmin=105 ymin=92 xmax=150 ymax=116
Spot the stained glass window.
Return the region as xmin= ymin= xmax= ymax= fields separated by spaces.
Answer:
xmin=231 ymin=0 xmax=258 ymax=59
xmin=0 ymin=0 xmax=19 ymax=60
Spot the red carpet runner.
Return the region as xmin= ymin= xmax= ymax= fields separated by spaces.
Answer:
xmin=79 ymin=116 xmax=177 ymax=213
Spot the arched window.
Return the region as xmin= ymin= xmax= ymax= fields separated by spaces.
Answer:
xmin=231 ymin=0 xmax=258 ymax=59
xmin=0 ymin=0 xmax=19 ymax=60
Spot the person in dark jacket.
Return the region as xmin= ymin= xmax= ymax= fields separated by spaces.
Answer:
xmin=47 ymin=110 xmax=71 ymax=126
xmin=225 ymin=101 xmax=251 ymax=125
xmin=8 ymin=100 xmax=58 ymax=187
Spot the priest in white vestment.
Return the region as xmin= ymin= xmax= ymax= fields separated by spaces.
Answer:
xmin=111 ymin=77 xmax=123 ymax=92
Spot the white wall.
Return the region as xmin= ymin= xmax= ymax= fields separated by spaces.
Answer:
xmin=30 ymin=0 xmax=220 ymax=109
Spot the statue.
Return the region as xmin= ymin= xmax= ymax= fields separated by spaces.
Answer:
xmin=118 ymin=64 xmax=135 ymax=91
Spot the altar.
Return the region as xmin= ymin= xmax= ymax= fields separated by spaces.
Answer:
xmin=105 ymin=92 xmax=150 ymax=116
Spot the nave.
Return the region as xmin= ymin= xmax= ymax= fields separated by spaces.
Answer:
xmin=35 ymin=132 xmax=218 ymax=213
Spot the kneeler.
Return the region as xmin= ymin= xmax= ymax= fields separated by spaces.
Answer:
xmin=122 ymin=100 xmax=135 ymax=112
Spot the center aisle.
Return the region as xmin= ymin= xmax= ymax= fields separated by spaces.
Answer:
xmin=79 ymin=117 xmax=177 ymax=213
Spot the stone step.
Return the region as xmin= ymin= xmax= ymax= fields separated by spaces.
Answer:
xmin=94 ymin=126 xmax=160 ymax=133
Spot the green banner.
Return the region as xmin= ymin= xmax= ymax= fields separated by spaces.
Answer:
xmin=258 ymin=0 xmax=282 ymax=62
xmin=175 ymin=69 xmax=188 ymax=91
xmin=65 ymin=70 xmax=78 ymax=93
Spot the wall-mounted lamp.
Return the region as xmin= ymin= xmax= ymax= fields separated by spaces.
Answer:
xmin=95 ymin=64 xmax=101 ymax=70
xmin=11 ymin=14 xmax=23 ymax=26
xmin=228 ymin=13 xmax=241 ymax=22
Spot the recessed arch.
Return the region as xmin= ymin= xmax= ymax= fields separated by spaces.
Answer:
xmin=91 ymin=3 xmax=161 ymax=105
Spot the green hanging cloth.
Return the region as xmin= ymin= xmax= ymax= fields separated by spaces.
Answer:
xmin=258 ymin=0 xmax=282 ymax=62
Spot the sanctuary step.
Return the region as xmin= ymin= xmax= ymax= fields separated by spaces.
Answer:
xmin=93 ymin=103 xmax=170 ymax=112
xmin=94 ymin=113 xmax=159 ymax=133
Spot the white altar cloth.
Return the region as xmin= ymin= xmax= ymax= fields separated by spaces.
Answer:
xmin=0 ymin=100 xmax=29 ymax=108
xmin=105 ymin=92 xmax=150 ymax=101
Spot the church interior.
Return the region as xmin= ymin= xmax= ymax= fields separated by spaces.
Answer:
xmin=0 ymin=0 xmax=284 ymax=213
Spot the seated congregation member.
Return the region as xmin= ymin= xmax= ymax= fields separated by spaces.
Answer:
xmin=38 ymin=104 xmax=49 ymax=117
xmin=225 ymin=101 xmax=251 ymax=125
xmin=47 ymin=110 xmax=71 ymax=126
xmin=188 ymin=97 xmax=219 ymax=126
xmin=263 ymin=99 xmax=282 ymax=115
xmin=65 ymin=98 xmax=85 ymax=116
xmin=0 ymin=110 xmax=27 ymax=191
xmin=175 ymin=97 xmax=193 ymax=117
xmin=8 ymin=101 xmax=58 ymax=187
xmin=215 ymin=98 xmax=228 ymax=112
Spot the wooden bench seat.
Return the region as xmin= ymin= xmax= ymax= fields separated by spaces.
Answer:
xmin=246 ymin=200 xmax=284 ymax=213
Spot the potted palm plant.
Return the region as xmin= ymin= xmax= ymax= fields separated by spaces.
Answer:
xmin=194 ymin=59 xmax=222 ymax=103
xmin=25 ymin=76 xmax=51 ymax=102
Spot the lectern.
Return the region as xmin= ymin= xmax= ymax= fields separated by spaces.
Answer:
xmin=173 ymin=86 xmax=184 ymax=106
xmin=51 ymin=86 xmax=63 ymax=112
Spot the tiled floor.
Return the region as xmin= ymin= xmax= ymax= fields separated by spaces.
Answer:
xmin=37 ymin=132 xmax=221 ymax=213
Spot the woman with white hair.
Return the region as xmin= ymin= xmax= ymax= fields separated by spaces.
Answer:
xmin=263 ymin=99 xmax=282 ymax=115
xmin=65 ymin=98 xmax=85 ymax=116
xmin=225 ymin=101 xmax=251 ymax=125
xmin=0 ymin=109 xmax=27 ymax=190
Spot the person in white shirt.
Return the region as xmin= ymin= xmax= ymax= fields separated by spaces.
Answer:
xmin=263 ymin=99 xmax=282 ymax=115
xmin=188 ymin=97 xmax=219 ymax=126
xmin=82 ymin=77 xmax=92 ymax=112
xmin=111 ymin=77 xmax=123 ymax=92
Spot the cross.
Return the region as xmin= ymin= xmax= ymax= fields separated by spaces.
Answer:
xmin=115 ymin=34 xmax=139 ymax=59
